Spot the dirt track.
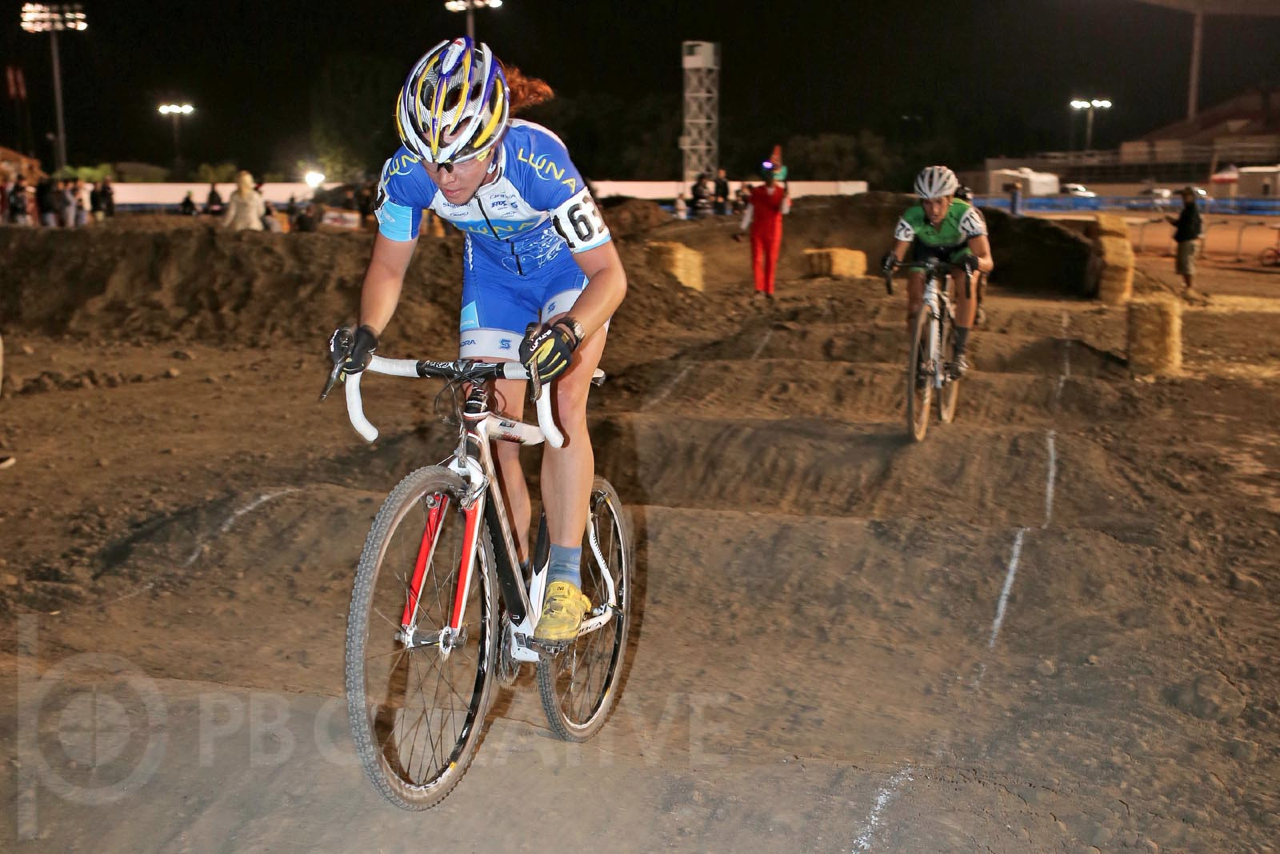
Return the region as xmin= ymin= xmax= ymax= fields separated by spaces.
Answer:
xmin=2 ymin=210 xmax=1279 ymax=852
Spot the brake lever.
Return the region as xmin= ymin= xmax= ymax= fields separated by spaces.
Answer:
xmin=320 ymin=361 xmax=345 ymax=402
xmin=321 ymin=326 xmax=355 ymax=402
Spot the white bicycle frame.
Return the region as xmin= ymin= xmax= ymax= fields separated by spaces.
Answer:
xmin=921 ymin=276 xmax=945 ymax=389
xmin=343 ymin=355 xmax=619 ymax=665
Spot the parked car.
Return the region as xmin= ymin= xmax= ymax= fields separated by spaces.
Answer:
xmin=1061 ymin=183 xmax=1097 ymax=197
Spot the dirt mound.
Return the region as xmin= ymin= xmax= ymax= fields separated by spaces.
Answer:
xmin=601 ymin=198 xmax=672 ymax=237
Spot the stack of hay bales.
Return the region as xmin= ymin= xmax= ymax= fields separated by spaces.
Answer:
xmin=1127 ymin=297 xmax=1182 ymax=375
xmin=646 ymin=242 xmax=704 ymax=292
xmin=802 ymin=248 xmax=867 ymax=278
xmin=1092 ymin=215 xmax=1135 ymax=306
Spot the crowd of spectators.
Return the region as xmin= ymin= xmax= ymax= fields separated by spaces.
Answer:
xmin=3 ymin=175 xmax=115 ymax=227
xmin=675 ymin=168 xmax=754 ymax=220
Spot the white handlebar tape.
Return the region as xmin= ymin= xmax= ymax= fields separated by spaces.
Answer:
xmin=536 ymin=387 xmax=565 ymax=449
xmin=345 ymin=372 xmax=379 ymax=443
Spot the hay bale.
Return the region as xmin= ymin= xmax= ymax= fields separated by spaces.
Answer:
xmin=1089 ymin=214 xmax=1131 ymax=240
xmin=1095 ymin=235 xmax=1135 ymax=305
xmin=1127 ymin=298 xmax=1182 ymax=375
xmin=646 ymin=241 xmax=704 ymax=292
xmin=802 ymin=248 xmax=867 ymax=278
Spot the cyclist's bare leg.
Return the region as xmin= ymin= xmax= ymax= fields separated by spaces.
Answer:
xmin=951 ymin=270 xmax=979 ymax=329
xmin=906 ymin=269 xmax=926 ymax=333
xmin=486 ymin=375 xmax=531 ymax=563
xmin=541 ymin=327 xmax=607 ymax=549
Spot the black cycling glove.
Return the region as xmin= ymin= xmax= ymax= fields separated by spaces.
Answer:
xmin=520 ymin=319 xmax=580 ymax=383
xmin=961 ymin=254 xmax=981 ymax=276
xmin=342 ymin=325 xmax=379 ymax=374
xmin=880 ymin=251 xmax=898 ymax=273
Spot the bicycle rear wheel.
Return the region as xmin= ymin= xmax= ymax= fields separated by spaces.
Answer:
xmin=938 ymin=319 xmax=960 ymax=424
xmin=907 ymin=309 xmax=934 ymax=442
xmin=345 ymin=466 xmax=498 ymax=810
xmin=537 ymin=477 xmax=633 ymax=742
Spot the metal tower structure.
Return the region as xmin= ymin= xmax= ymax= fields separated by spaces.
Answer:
xmin=680 ymin=41 xmax=719 ymax=185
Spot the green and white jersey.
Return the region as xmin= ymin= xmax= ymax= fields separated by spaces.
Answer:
xmin=894 ymin=200 xmax=987 ymax=251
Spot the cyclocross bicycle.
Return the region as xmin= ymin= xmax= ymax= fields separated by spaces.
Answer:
xmin=885 ymin=257 xmax=965 ymax=442
xmin=322 ymin=335 xmax=633 ymax=810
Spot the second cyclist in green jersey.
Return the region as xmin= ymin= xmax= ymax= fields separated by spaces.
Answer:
xmin=882 ymin=165 xmax=994 ymax=375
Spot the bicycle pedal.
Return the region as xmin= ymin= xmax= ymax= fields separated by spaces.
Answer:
xmin=524 ymin=638 xmax=570 ymax=658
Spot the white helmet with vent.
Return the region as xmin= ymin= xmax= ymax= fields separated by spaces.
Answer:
xmin=914 ymin=165 xmax=959 ymax=200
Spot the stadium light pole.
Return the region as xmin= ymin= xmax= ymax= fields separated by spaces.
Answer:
xmin=20 ymin=3 xmax=87 ymax=173
xmin=444 ymin=0 xmax=503 ymax=42
xmin=158 ymin=104 xmax=195 ymax=178
xmin=1071 ymin=99 xmax=1112 ymax=151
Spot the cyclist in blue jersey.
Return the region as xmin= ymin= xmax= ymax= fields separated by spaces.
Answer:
xmin=338 ymin=37 xmax=627 ymax=642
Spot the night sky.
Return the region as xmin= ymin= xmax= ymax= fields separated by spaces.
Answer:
xmin=3 ymin=0 xmax=1280 ymax=177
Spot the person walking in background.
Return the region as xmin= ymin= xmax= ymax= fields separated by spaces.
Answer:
xmin=223 ymin=170 xmax=265 ymax=231
xmin=1167 ymin=186 xmax=1202 ymax=292
xmin=739 ymin=159 xmax=791 ymax=299
xmin=714 ymin=168 xmax=730 ymax=215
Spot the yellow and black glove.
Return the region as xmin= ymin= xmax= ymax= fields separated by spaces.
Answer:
xmin=519 ymin=319 xmax=581 ymax=383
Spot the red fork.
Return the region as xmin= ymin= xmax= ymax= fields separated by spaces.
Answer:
xmin=401 ymin=496 xmax=449 ymax=626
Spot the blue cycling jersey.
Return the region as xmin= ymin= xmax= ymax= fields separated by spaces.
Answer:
xmin=373 ymin=120 xmax=612 ymax=360
xmin=374 ymin=120 xmax=611 ymax=274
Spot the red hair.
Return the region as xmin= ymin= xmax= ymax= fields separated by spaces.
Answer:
xmin=501 ymin=62 xmax=554 ymax=113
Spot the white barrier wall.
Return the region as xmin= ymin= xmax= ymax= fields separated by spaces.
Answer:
xmin=109 ymin=180 xmax=869 ymax=207
xmin=593 ymin=180 xmax=868 ymax=200
xmin=110 ymin=182 xmax=339 ymax=207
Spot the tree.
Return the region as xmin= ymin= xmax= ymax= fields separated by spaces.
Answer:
xmin=310 ymin=54 xmax=401 ymax=183
xmin=196 ymin=162 xmax=239 ymax=183
xmin=783 ymin=131 xmax=902 ymax=187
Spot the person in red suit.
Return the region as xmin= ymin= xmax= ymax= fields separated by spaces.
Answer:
xmin=739 ymin=160 xmax=791 ymax=298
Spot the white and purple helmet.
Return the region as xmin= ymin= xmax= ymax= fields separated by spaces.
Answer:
xmin=395 ymin=37 xmax=510 ymax=165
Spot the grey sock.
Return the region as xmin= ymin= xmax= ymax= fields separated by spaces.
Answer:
xmin=547 ymin=544 xmax=582 ymax=589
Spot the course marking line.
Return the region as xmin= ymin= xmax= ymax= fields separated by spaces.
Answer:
xmin=643 ymin=363 xmax=693 ymax=410
xmin=1043 ymin=430 xmax=1058 ymax=528
xmin=987 ymin=528 xmax=1027 ymax=649
xmin=184 ymin=488 xmax=299 ymax=566
xmin=750 ymin=327 xmax=775 ymax=361
xmin=851 ymin=765 xmax=914 ymax=852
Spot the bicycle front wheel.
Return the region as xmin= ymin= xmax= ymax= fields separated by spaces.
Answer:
xmin=1261 ymin=247 xmax=1280 ymax=267
xmin=907 ymin=308 xmax=934 ymax=442
xmin=938 ymin=319 xmax=960 ymax=424
xmin=537 ymin=477 xmax=633 ymax=742
xmin=345 ymin=466 xmax=498 ymax=810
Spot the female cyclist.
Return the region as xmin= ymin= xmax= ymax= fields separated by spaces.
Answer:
xmin=338 ymin=37 xmax=627 ymax=641
xmin=881 ymin=165 xmax=993 ymax=375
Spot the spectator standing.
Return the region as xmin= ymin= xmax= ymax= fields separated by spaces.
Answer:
xmin=673 ymin=194 xmax=688 ymax=220
xmin=179 ymin=191 xmax=197 ymax=216
xmin=75 ymin=180 xmax=91 ymax=227
xmin=1009 ymin=180 xmax=1023 ymax=217
xmin=223 ymin=170 xmax=265 ymax=231
xmin=36 ymin=179 xmax=57 ymax=227
xmin=8 ymin=176 xmax=31 ymax=225
xmin=1167 ymin=186 xmax=1202 ymax=291
xmin=100 ymin=176 xmax=115 ymax=218
xmin=739 ymin=161 xmax=791 ymax=299
xmin=691 ymin=173 xmax=711 ymax=219
xmin=204 ymin=182 xmax=223 ymax=215
xmin=714 ymin=168 xmax=730 ymax=215
xmin=89 ymin=181 xmax=104 ymax=222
